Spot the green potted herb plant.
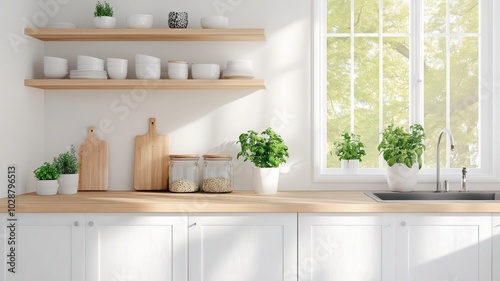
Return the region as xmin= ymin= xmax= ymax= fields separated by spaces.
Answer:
xmin=34 ymin=162 xmax=60 ymax=195
xmin=94 ymin=1 xmax=115 ymax=28
xmin=237 ymin=127 xmax=289 ymax=194
xmin=377 ymin=124 xmax=426 ymax=192
xmin=53 ymin=145 xmax=80 ymax=194
xmin=333 ymin=132 xmax=366 ymax=174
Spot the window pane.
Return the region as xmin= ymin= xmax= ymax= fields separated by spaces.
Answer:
xmin=423 ymin=37 xmax=447 ymax=168
xmin=354 ymin=0 xmax=379 ymax=33
xmin=327 ymin=0 xmax=350 ymax=33
xmin=383 ymin=0 xmax=409 ymax=34
xmin=354 ymin=38 xmax=380 ymax=167
xmin=450 ymin=0 xmax=478 ymax=33
xmin=424 ymin=0 xmax=446 ymax=33
xmin=382 ymin=37 xmax=410 ymax=127
xmin=450 ymin=37 xmax=479 ymax=168
xmin=326 ymin=37 xmax=351 ymax=168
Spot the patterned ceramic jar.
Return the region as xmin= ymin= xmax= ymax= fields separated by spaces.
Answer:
xmin=168 ymin=11 xmax=188 ymax=28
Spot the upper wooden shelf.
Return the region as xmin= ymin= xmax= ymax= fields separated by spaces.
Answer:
xmin=24 ymin=79 xmax=266 ymax=90
xmin=24 ymin=28 xmax=266 ymax=41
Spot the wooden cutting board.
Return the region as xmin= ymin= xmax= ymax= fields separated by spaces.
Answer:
xmin=78 ymin=126 xmax=109 ymax=190
xmin=134 ymin=118 xmax=169 ymax=191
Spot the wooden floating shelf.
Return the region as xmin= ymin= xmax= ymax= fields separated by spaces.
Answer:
xmin=24 ymin=28 xmax=266 ymax=41
xmin=24 ymin=79 xmax=266 ymax=90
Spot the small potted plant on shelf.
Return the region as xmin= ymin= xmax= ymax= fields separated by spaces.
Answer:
xmin=53 ymin=145 xmax=80 ymax=195
xmin=94 ymin=1 xmax=115 ymax=29
xmin=237 ymin=127 xmax=289 ymax=194
xmin=377 ymin=124 xmax=426 ymax=192
xmin=333 ymin=132 xmax=366 ymax=174
xmin=34 ymin=162 xmax=60 ymax=196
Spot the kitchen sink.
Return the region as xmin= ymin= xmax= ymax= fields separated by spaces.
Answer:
xmin=366 ymin=191 xmax=499 ymax=202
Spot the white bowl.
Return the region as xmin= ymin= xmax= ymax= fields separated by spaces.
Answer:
xmin=136 ymin=66 xmax=161 ymax=79
xmin=108 ymin=67 xmax=128 ymax=79
xmin=136 ymin=54 xmax=161 ymax=63
xmin=94 ymin=16 xmax=116 ymax=29
xmin=201 ymin=16 xmax=229 ymax=29
xmin=127 ymin=14 xmax=153 ymax=29
xmin=44 ymin=56 xmax=68 ymax=63
xmin=44 ymin=70 xmax=68 ymax=79
xmin=192 ymin=63 xmax=220 ymax=79
xmin=107 ymin=58 xmax=128 ymax=64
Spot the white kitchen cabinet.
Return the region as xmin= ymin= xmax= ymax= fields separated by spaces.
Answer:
xmin=395 ymin=214 xmax=491 ymax=281
xmin=1 ymin=213 xmax=85 ymax=281
xmin=189 ymin=213 xmax=297 ymax=281
xmin=298 ymin=213 xmax=395 ymax=281
xmin=491 ymin=214 xmax=500 ymax=280
xmin=86 ymin=213 xmax=188 ymax=281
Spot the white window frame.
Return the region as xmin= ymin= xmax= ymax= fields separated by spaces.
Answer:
xmin=312 ymin=0 xmax=500 ymax=183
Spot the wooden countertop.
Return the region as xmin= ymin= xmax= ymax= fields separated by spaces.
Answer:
xmin=2 ymin=191 xmax=500 ymax=213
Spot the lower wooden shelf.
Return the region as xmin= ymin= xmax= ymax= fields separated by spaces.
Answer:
xmin=24 ymin=79 xmax=266 ymax=90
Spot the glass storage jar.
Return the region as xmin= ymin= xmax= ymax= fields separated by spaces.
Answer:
xmin=169 ymin=154 xmax=200 ymax=193
xmin=202 ymin=154 xmax=233 ymax=193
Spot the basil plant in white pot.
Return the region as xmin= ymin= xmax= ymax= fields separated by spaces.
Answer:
xmin=237 ymin=127 xmax=289 ymax=195
xmin=333 ymin=132 xmax=366 ymax=174
xmin=94 ymin=1 xmax=116 ymax=28
xmin=53 ymin=145 xmax=80 ymax=194
xmin=377 ymin=124 xmax=426 ymax=192
xmin=34 ymin=162 xmax=60 ymax=196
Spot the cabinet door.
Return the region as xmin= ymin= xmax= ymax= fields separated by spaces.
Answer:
xmin=492 ymin=214 xmax=500 ymax=280
xmin=298 ymin=213 xmax=395 ymax=281
xmin=86 ymin=214 xmax=188 ymax=281
xmin=0 ymin=213 xmax=85 ymax=281
xmin=189 ymin=213 xmax=297 ymax=281
xmin=396 ymin=214 xmax=491 ymax=281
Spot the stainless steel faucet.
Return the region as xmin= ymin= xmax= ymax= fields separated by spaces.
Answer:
xmin=436 ymin=128 xmax=455 ymax=192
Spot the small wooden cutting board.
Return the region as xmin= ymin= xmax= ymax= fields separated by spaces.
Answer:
xmin=78 ymin=126 xmax=109 ymax=190
xmin=134 ymin=118 xmax=169 ymax=191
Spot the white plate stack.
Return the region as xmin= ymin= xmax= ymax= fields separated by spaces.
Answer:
xmin=70 ymin=55 xmax=107 ymax=79
xmin=136 ymin=54 xmax=161 ymax=80
xmin=222 ymin=60 xmax=255 ymax=79
xmin=44 ymin=56 xmax=68 ymax=78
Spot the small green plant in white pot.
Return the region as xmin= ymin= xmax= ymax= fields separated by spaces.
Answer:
xmin=53 ymin=145 xmax=80 ymax=195
xmin=237 ymin=127 xmax=289 ymax=194
xmin=94 ymin=1 xmax=116 ymax=28
xmin=378 ymin=124 xmax=425 ymax=192
xmin=34 ymin=162 xmax=60 ymax=196
xmin=333 ymin=132 xmax=366 ymax=174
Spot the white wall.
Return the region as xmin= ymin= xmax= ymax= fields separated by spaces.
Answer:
xmin=43 ymin=0 xmax=325 ymax=190
xmin=0 ymin=0 xmax=45 ymax=197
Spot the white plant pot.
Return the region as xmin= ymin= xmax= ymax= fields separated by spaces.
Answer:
xmin=94 ymin=16 xmax=116 ymax=28
xmin=58 ymin=174 xmax=79 ymax=195
xmin=386 ymin=163 xmax=419 ymax=192
xmin=253 ymin=167 xmax=280 ymax=195
xmin=36 ymin=180 xmax=59 ymax=196
xmin=341 ymin=160 xmax=359 ymax=174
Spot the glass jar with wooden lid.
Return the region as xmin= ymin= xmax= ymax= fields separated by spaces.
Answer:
xmin=169 ymin=154 xmax=200 ymax=193
xmin=202 ymin=154 xmax=233 ymax=193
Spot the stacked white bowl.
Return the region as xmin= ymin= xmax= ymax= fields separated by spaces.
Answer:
xmin=70 ymin=55 xmax=107 ymax=79
xmin=107 ymin=58 xmax=128 ymax=79
xmin=136 ymin=54 xmax=161 ymax=80
xmin=44 ymin=56 xmax=68 ymax=78
xmin=222 ymin=60 xmax=255 ymax=79
xmin=200 ymin=16 xmax=229 ymax=29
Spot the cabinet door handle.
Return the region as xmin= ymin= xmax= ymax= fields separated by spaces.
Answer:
xmin=74 ymin=221 xmax=80 ymax=227
xmin=88 ymin=221 xmax=94 ymax=227
xmin=400 ymin=221 xmax=407 ymax=226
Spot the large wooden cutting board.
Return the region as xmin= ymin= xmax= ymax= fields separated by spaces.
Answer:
xmin=78 ymin=126 xmax=109 ymax=190
xmin=134 ymin=118 xmax=169 ymax=191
